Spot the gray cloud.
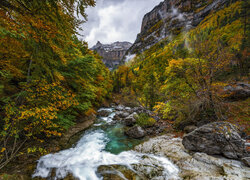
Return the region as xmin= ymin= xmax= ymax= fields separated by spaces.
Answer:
xmin=80 ymin=0 xmax=162 ymax=47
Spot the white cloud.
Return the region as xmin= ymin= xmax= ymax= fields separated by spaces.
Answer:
xmin=80 ymin=0 xmax=163 ymax=47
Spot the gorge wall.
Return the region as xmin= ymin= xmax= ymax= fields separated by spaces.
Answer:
xmin=127 ymin=0 xmax=234 ymax=55
xmin=92 ymin=41 xmax=132 ymax=69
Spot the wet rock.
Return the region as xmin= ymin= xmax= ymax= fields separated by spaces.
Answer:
xmin=125 ymin=125 xmax=146 ymax=139
xmin=242 ymin=157 xmax=250 ymax=167
xmin=98 ymin=109 xmax=112 ymax=117
xmin=113 ymin=111 xmax=130 ymax=119
xmin=97 ymin=164 xmax=143 ymax=180
xmin=120 ymin=112 xmax=130 ymax=118
xmin=135 ymin=135 xmax=250 ymax=179
xmin=113 ymin=113 xmax=122 ymax=121
xmin=124 ymin=112 xmax=138 ymax=126
xmin=115 ymin=105 xmax=125 ymax=111
xmin=131 ymin=156 xmax=167 ymax=180
xmin=182 ymin=122 xmax=246 ymax=159
xmin=184 ymin=125 xmax=197 ymax=133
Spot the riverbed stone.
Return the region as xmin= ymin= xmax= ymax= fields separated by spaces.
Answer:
xmin=97 ymin=164 xmax=143 ymax=180
xmin=125 ymin=125 xmax=146 ymax=139
xmin=98 ymin=109 xmax=112 ymax=117
xmin=115 ymin=105 xmax=125 ymax=111
xmin=182 ymin=121 xmax=246 ymax=159
xmin=119 ymin=112 xmax=130 ymax=118
xmin=131 ymin=156 xmax=168 ymax=180
xmin=124 ymin=112 xmax=138 ymax=126
xmin=135 ymin=135 xmax=250 ymax=179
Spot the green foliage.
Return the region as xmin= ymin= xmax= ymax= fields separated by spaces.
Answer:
xmin=113 ymin=1 xmax=246 ymax=127
xmin=136 ymin=113 xmax=156 ymax=127
xmin=0 ymin=0 xmax=113 ymax=170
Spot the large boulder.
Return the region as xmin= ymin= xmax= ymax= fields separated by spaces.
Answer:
xmin=135 ymin=135 xmax=250 ymax=179
xmin=125 ymin=125 xmax=146 ymax=139
xmin=123 ymin=112 xmax=138 ymax=126
xmin=182 ymin=122 xmax=246 ymax=159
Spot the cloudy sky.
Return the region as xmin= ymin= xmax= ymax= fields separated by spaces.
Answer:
xmin=80 ymin=0 xmax=163 ymax=47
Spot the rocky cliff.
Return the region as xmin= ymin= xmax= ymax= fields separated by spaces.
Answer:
xmin=92 ymin=41 xmax=132 ymax=69
xmin=127 ymin=0 xmax=234 ymax=54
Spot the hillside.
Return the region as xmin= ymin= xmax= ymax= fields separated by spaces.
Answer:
xmin=114 ymin=0 xmax=249 ymax=131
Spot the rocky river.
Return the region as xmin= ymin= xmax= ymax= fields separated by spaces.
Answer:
xmin=32 ymin=106 xmax=250 ymax=180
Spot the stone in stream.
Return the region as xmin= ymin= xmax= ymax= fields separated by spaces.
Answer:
xmin=135 ymin=135 xmax=250 ymax=179
xmin=182 ymin=121 xmax=246 ymax=159
xmin=115 ymin=104 xmax=126 ymax=111
xmin=97 ymin=164 xmax=144 ymax=180
xmin=131 ymin=156 xmax=169 ymax=180
xmin=125 ymin=125 xmax=146 ymax=139
xmin=124 ymin=112 xmax=138 ymax=126
xmin=98 ymin=109 xmax=112 ymax=117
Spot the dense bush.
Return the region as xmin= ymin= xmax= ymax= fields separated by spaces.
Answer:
xmin=136 ymin=113 xmax=156 ymax=127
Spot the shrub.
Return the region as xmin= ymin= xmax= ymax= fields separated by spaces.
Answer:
xmin=136 ymin=113 xmax=156 ymax=127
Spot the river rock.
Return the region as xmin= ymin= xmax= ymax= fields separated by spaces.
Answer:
xmin=115 ymin=105 xmax=125 ymax=111
xmin=182 ymin=121 xmax=246 ymax=159
xmin=131 ymin=156 xmax=169 ymax=180
xmin=135 ymin=135 xmax=250 ymax=179
xmin=98 ymin=109 xmax=112 ymax=117
xmin=124 ymin=112 xmax=138 ymax=126
xmin=97 ymin=164 xmax=142 ymax=180
xmin=125 ymin=125 xmax=146 ymax=139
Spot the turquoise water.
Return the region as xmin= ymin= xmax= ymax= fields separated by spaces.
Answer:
xmin=33 ymin=108 xmax=178 ymax=180
xmin=104 ymin=123 xmax=142 ymax=154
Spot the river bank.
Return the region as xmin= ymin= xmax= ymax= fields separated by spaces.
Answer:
xmin=1 ymin=101 xmax=249 ymax=180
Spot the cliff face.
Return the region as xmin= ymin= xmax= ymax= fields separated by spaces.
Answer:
xmin=127 ymin=0 xmax=233 ymax=54
xmin=92 ymin=41 xmax=132 ymax=69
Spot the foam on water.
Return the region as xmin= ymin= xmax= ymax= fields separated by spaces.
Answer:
xmin=33 ymin=108 xmax=179 ymax=180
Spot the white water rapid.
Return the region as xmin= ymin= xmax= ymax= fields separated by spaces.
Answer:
xmin=33 ymin=108 xmax=179 ymax=180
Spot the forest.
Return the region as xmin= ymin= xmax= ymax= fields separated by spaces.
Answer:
xmin=0 ymin=0 xmax=249 ymax=179
xmin=0 ymin=0 xmax=112 ymax=170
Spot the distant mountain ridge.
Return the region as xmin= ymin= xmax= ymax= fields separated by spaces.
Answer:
xmin=91 ymin=41 xmax=132 ymax=69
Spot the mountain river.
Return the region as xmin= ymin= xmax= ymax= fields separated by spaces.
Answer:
xmin=33 ymin=108 xmax=179 ymax=180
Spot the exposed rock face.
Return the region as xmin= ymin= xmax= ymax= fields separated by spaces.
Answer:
xmin=92 ymin=41 xmax=132 ymax=69
xmin=135 ymin=135 xmax=250 ymax=179
xmin=127 ymin=0 xmax=233 ymax=54
xmin=182 ymin=122 xmax=247 ymax=159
